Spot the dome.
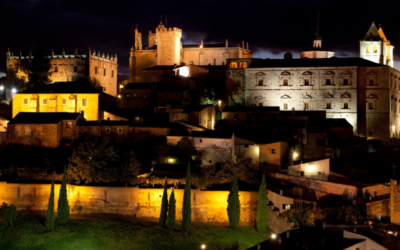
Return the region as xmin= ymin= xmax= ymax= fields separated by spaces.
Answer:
xmin=284 ymin=51 xmax=293 ymax=59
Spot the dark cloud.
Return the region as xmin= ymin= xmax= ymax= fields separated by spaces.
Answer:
xmin=1 ymin=0 xmax=400 ymax=79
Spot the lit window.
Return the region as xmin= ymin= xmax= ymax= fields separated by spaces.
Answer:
xmin=135 ymin=116 xmax=140 ymax=121
xmin=373 ymin=46 xmax=377 ymax=53
xmin=43 ymin=98 xmax=48 ymax=105
xmin=258 ymin=79 xmax=263 ymax=86
xmin=239 ymin=62 xmax=247 ymax=68
xmin=304 ymin=102 xmax=310 ymax=109
xmin=343 ymin=79 xmax=349 ymax=85
xmin=230 ymin=62 xmax=238 ymax=69
xmin=283 ymin=204 xmax=292 ymax=210
xmin=66 ymin=122 xmax=72 ymax=128
xmin=326 ymin=102 xmax=331 ymax=109
xmin=118 ymin=128 xmax=122 ymax=134
xmin=23 ymin=98 xmax=28 ymax=105
xmin=258 ymin=102 xmax=263 ymax=107
xmin=283 ymin=103 xmax=288 ymax=110
xmin=82 ymin=98 xmax=87 ymax=107
xmin=62 ymin=98 xmax=67 ymax=105
xmin=366 ymin=46 xmax=370 ymax=53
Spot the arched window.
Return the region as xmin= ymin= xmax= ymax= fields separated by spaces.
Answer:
xmin=230 ymin=62 xmax=238 ymax=69
xmin=240 ymin=62 xmax=248 ymax=69
xmin=366 ymin=46 xmax=370 ymax=53
xmin=112 ymin=70 xmax=114 ymax=77
xmin=373 ymin=46 xmax=377 ymax=53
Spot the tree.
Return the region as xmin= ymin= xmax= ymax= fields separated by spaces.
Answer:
xmin=288 ymin=207 xmax=315 ymax=227
xmin=72 ymin=75 xmax=103 ymax=92
xmin=1 ymin=203 xmax=18 ymax=226
xmin=227 ymin=170 xmax=240 ymax=230
xmin=45 ymin=181 xmax=55 ymax=231
xmin=167 ymin=189 xmax=176 ymax=232
xmin=159 ymin=180 xmax=169 ymax=227
xmin=121 ymin=149 xmax=141 ymax=187
xmin=257 ymin=175 xmax=268 ymax=233
xmin=182 ymin=163 xmax=192 ymax=233
xmin=199 ymin=88 xmax=217 ymax=106
xmin=27 ymin=49 xmax=51 ymax=89
xmin=58 ymin=166 xmax=70 ymax=225
xmin=68 ymin=136 xmax=120 ymax=184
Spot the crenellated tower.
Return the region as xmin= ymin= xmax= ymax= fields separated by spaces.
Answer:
xmin=134 ymin=25 xmax=142 ymax=50
xmin=155 ymin=20 xmax=182 ymax=65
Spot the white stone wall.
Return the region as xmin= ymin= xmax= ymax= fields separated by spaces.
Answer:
xmin=243 ymin=67 xmax=358 ymax=134
xmin=181 ymin=47 xmax=245 ymax=66
xmin=360 ymin=41 xmax=383 ymax=65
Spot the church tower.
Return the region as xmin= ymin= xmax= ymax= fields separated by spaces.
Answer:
xmin=134 ymin=25 xmax=142 ymax=50
xmin=155 ymin=19 xmax=182 ymax=65
xmin=360 ymin=21 xmax=394 ymax=67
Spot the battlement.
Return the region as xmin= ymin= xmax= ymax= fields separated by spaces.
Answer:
xmin=89 ymin=49 xmax=118 ymax=63
xmin=156 ymin=27 xmax=182 ymax=36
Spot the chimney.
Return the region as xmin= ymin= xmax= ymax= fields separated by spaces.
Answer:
xmin=226 ymin=39 xmax=228 ymax=48
xmin=74 ymin=48 xmax=77 ymax=56
xmin=292 ymin=107 xmax=295 ymax=116
xmin=62 ymin=48 xmax=65 ymax=56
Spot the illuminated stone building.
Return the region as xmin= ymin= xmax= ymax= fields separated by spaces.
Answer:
xmin=6 ymin=48 xmax=118 ymax=97
xmin=12 ymin=82 xmax=118 ymax=121
xmin=226 ymin=22 xmax=400 ymax=141
xmin=129 ymin=20 xmax=252 ymax=82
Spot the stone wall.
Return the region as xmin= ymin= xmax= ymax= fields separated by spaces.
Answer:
xmin=390 ymin=179 xmax=400 ymax=224
xmin=0 ymin=182 xmax=292 ymax=233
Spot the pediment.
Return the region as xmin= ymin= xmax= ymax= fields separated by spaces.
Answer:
xmin=341 ymin=92 xmax=351 ymax=98
xmin=256 ymin=72 xmax=265 ymax=76
xmin=235 ymin=72 xmax=244 ymax=77
xmin=340 ymin=71 xmax=353 ymax=76
xmin=367 ymin=71 xmax=377 ymax=76
xmin=366 ymin=93 xmax=379 ymax=99
xmin=281 ymin=94 xmax=291 ymax=99
xmin=254 ymin=96 xmax=265 ymax=99
xmin=302 ymin=92 xmax=313 ymax=99
xmin=324 ymin=71 xmax=335 ymax=75
xmin=302 ymin=71 xmax=312 ymax=75
xmin=323 ymin=92 xmax=334 ymax=98
xmin=281 ymin=71 xmax=291 ymax=76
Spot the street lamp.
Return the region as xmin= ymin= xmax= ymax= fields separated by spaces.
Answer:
xmin=293 ymin=152 xmax=298 ymax=158
xmin=11 ymin=88 xmax=17 ymax=94
xmin=201 ymin=244 xmax=206 ymax=249
xmin=271 ymin=233 xmax=276 ymax=239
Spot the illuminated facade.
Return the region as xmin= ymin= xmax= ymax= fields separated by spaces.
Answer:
xmin=129 ymin=20 xmax=252 ymax=82
xmin=6 ymin=48 xmax=118 ymax=97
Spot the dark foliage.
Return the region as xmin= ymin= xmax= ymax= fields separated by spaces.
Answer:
xmin=167 ymin=190 xmax=176 ymax=232
xmin=159 ymin=180 xmax=169 ymax=227
xmin=256 ymin=175 xmax=268 ymax=233
xmin=57 ymin=166 xmax=70 ymax=224
xmin=182 ymin=163 xmax=192 ymax=233
xmin=45 ymin=181 xmax=55 ymax=231
xmin=227 ymin=170 xmax=240 ymax=230
xmin=27 ymin=49 xmax=51 ymax=89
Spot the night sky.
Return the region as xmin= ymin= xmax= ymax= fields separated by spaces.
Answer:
xmin=2 ymin=0 xmax=400 ymax=79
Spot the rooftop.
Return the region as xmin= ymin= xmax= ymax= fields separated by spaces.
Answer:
xmin=222 ymin=106 xmax=280 ymax=113
xmin=19 ymin=82 xmax=102 ymax=94
xmin=9 ymin=112 xmax=81 ymax=124
xmin=123 ymin=83 xmax=153 ymax=90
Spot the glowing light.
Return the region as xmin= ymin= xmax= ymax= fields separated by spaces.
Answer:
xmin=393 ymin=125 xmax=395 ymax=130
xmin=306 ymin=165 xmax=315 ymax=172
xmin=120 ymin=85 xmax=124 ymax=88
xmin=218 ymin=100 xmax=221 ymax=105
xmin=168 ymin=158 xmax=173 ymax=163
xmin=0 ymin=85 xmax=3 ymax=91
xmin=271 ymin=234 xmax=276 ymax=239
xmin=118 ymin=95 xmax=121 ymax=98
xmin=179 ymin=67 xmax=189 ymax=77
xmin=200 ymin=45 xmax=203 ymax=49
xmin=201 ymin=244 xmax=206 ymax=249
xmin=11 ymin=88 xmax=16 ymax=94
xmin=293 ymin=152 xmax=298 ymax=158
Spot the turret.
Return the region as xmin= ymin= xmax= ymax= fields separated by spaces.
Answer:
xmin=62 ymin=48 xmax=65 ymax=56
xmin=226 ymin=39 xmax=228 ymax=48
xmin=74 ymin=48 xmax=77 ymax=56
xmin=6 ymin=48 xmax=10 ymax=58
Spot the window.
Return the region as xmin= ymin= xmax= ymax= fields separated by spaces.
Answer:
xmin=304 ymin=79 xmax=310 ymax=86
xmin=283 ymin=103 xmax=288 ymax=110
xmin=112 ymin=70 xmax=114 ymax=77
xmin=175 ymin=93 xmax=179 ymax=98
xmin=325 ymin=79 xmax=332 ymax=85
xmin=343 ymin=79 xmax=349 ymax=85
xmin=66 ymin=122 xmax=72 ymax=128
xmin=74 ymin=66 xmax=78 ymax=73
xmin=283 ymin=204 xmax=293 ymax=210
xmin=23 ymin=98 xmax=28 ymax=105
xmin=366 ymin=46 xmax=370 ymax=53
xmin=199 ymin=139 xmax=203 ymax=143
xmin=258 ymin=102 xmax=263 ymax=107
xmin=271 ymin=149 xmax=276 ymax=154
xmin=155 ymin=39 xmax=158 ymax=45
xmin=25 ymin=126 xmax=31 ymax=135
xmin=124 ymin=93 xmax=130 ymax=98
xmin=326 ymin=102 xmax=331 ymax=109
xmin=369 ymin=79 xmax=375 ymax=86
xmin=118 ymin=128 xmax=122 ymax=134
xmin=258 ymin=79 xmax=263 ymax=86
xmin=43 ymin=98 xmax=48 ymax=105
xmin=234 ymin=114 xmax=239 ymax=121
xmin=343 ymin=102 xmax=349 ymax=109
xmin=316 ymin=139 xmax=326 ymax=146
xmin=82 ymin=98 xmax=87 ymax=107
xmin=105 ymin=128 xmax=110 ymax=133
xmin=230 ymin=62 xmax=238 ymax=69
xmin=241 ymin=62 xmax=247 ymax=68
xmin=103 ymin=68 xmax=106 ymax=76
xmin=283 ymin=79 xmax=288 ymax=86
xmin=62 ymin=98 xmax=67 ymax=105
xmin=54 ymin=66 xmax=58 ymax=72
xmin=368 ymin=102 xmax=374 ymax=110
xmin=95 ymin=67 xmax=98 ymax=74
xmin=117 ymin=137 xmax=122 ymax=143
xmin=15 ymin=126 xmax=20 ymax=134
xmin=373 ymin=46 xmax=377 ymax=53
xmin=304 ymin=102 xmax=310 ymax=110
xmin=300 ymin=171 xmax=305 ymax=176
xmin=165 ymin=93 xmax=169 ymax=97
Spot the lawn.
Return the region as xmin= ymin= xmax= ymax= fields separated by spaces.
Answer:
xmin=0 ymin=211 xmax=271 ymax=250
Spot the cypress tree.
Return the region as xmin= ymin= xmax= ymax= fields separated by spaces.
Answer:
xmin=45 ymin=180 xmax=55 ymax=231
xmin=182 ymin=163 xmax=192 ymax=233
xmin=257 ymin=174 xmax=269 ymax=233
xmin=227 ymin=169 xmax=240 ymax=230
xmin=58 ymin=166 xmax=70 ymax=225
xmin=159 ymin=180 xmax=169 ymax=227
xmin=167 ymin=190 xmax=176 ymax=232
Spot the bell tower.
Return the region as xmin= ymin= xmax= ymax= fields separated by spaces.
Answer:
xmin=135 ymin=25 xmax=142 ymax=51
xmin=155 ymin=17 xmax=182 ymax=65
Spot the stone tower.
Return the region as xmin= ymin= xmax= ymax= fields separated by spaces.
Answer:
xmin=135 ymin=25 xmax=142 ymax=50
xmin=155 ymin=20 xmax=182 ymax=65
xmin=360 ymin=21 xmax=394 ymax=67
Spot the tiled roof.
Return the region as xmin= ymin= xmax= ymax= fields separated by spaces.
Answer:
xmin=9 ymin=112 xmax=81 ymax=124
